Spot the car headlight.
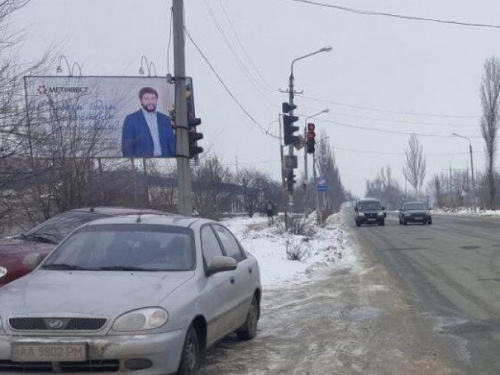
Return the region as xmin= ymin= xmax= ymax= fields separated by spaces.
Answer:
xmin=358 ymin=212 xmax=365 ymax=217
xmin=404 ymin=212 xmax=411 ymax=217
xmin=0 ymin=266 xmax=6 ymax=279
xmin=113 ymin=308 xmax=168 ymax=332
xmin=377 ymin=212 xmax=384 ymax=216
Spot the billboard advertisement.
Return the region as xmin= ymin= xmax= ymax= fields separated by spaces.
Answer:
xmin=24 ymin=76 xmax=177 ymax=158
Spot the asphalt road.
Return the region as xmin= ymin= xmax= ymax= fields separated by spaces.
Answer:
xmin=353 ymin=210 xmax=500 ymax=375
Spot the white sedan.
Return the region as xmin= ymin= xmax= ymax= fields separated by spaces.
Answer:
xmin=0 ymin=214 xmax=262 ymax=374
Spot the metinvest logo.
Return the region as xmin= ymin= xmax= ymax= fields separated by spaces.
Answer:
xmin=37 ymin=85 xmax=89 ymax=95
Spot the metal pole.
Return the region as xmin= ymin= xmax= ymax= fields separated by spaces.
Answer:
xmin=288 ymin=70 xmax=295 ymax=214
xmin=278 ymin=114 xmax=288 ymax=231
xmin=469 ymin=142 xmax=476 ymax=212
xmin=312 ymin=152 xmax=321 ymax=225
xmin=131 ymin=158 xmax=137 ymax=207
xmin=173 ymin=0 xmax=192 ymax=216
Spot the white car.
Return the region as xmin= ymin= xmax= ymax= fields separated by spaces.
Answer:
xmin=0 ymin=214 xmax=261 ymax=374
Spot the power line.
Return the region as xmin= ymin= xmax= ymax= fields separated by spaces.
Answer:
xmin=203 ymin=0 xmax=277 ymax=106
xmin=332 ymin=145 xmax=477 ymax=157
xmin=184 ymin=27 xmax=268 ymax=135
xmin=280 ymin=0 xmax=500 ymax=30
xmin=321 ymin=111 xmax=477 ymax=128
xmin=320 ymin=118 xmax=482 ymax=138
xmin=299 ymin=95 xmax=480 ymax=119
xmin=218 ymin=0 xmax=277 ymax=92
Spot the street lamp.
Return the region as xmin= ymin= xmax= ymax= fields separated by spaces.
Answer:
xmin=452 ymin=133 xmax=476 ymax=211
xmin=286 ymin=46 xmax=332 ymax=212
xmin=304 ymin=109 xmax=329 ymax=182
xmin=139 ymin=56 xmax=157 ymax=77
xmin=56 ymin=56 xmax=83 ymax=76
xmin=71 ymin=62 xmax=83 ymax=76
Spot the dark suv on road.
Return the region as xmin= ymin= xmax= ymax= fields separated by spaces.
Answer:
xmin=354 ymin=198 xmax=386 ymax=227
xmin=0 ymin=207 xmax=165 ymax=287
xmin=399 ymin=201 xmax=432 ymax=225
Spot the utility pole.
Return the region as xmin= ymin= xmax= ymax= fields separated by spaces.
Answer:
xmin=287 ymin=72 xmax=295 ymax=213
xmin=279 ymin=114 xmax=288 ymax=231
xmin=173 ymin=0 xmax=192 ymax=216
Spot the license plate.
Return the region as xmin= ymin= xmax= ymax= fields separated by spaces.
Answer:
xmin=414 ymin=216 xmax=423 ymax=220
xmin=12 ymin=343 xmax=87 ymax=362
xmin=367 ymin=218 xmax=376 ymax=222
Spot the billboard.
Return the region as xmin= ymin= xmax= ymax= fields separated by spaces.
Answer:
xmin=24 ymin=76 xmax=177 ymax=158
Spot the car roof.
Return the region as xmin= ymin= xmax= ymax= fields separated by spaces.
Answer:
xmin=403 ymin=201 xmax=426 ymax=205
xmin=69 ymin=207 xmax=167 ymax=216
xmin=83 ymin=213 xmax=216 ymax=229
xmin=358 ymin=198 xmax=381 ymax=203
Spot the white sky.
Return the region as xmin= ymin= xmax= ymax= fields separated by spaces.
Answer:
xmin=12 ymin=0 xmax=500 ymax=196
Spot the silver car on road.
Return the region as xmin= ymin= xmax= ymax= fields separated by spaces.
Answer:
xmin=0 ymin=214 xmax=261 ymax=374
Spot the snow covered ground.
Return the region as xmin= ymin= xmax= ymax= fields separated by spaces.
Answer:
xmin=221 ymin=211 xmax=358 ymax=289
xmin=432 ymin=207 xmax=500 ymax=217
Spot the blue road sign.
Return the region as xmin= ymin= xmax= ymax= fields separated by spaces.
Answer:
xmin=317 ymin=178 xmax=327 ymax=191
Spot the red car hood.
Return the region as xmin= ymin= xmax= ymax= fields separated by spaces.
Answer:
xmin=0 ymin=238 xmax=55 ymax=286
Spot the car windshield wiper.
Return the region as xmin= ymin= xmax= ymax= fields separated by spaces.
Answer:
xmin=42 ymin=264 xmax=92 ymax=270
xmin=21 ymin=234 xmax=58 ymax=244
xmin=97 ymin=266 xmax=153 ymax=271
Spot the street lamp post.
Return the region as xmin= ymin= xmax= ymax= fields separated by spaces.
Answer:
xmin=287 ymin=46 xmax=332 ymax=214
xmin=452 ymin=133 xmax=476 ymax=211
xmin=56 ymin=55 xmax=83 ymax=76
xmin=304 ymin=109 xmax=329 ymax=183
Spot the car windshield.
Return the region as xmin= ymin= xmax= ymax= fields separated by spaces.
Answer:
xmin=404 ymin=203 xmax=427 ymax=210
xmin=358 ymin=201 xmax=382 ymax=211
xmin=42 ymin=224 xmax=195 ymax=272
xmin=23 ymin=211 xmax=107 ymax=244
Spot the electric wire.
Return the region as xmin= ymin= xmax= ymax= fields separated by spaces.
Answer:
xmin=320 ymin=118 xmax=481 ymax=138
xmin=184 ymin=27 xmax=271 ymax=136
xmin=299 ymin=95 xmax=480 ymax=119
xmin=218 ymin=0 xmax=277 ymax=92
xmin=203 ymin=0 xmax=277 ymax=107
xmin=166 ymin=6 xmax=173 ymax=75
xmin=280 ymin=0 xmax=500 ymax=30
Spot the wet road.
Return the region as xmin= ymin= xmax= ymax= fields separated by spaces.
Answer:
xmin=199 ymin=211 xmax=458 ymax=375
xmin=353 ymin=212 xmax=500 ymax=375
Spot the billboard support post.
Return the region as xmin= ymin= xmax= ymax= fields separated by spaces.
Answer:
xmin=173 ymin=0 xmax=193 ymax=216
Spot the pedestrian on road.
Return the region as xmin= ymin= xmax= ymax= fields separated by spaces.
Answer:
xmin=266 ymin=200 xmax=275 ymax=226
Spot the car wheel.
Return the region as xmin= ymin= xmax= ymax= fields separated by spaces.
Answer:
xmin=356 ymin=221 xmax=361 ymax=227
xmin=378 ymin=220 xmax=385 ymax=226
xmin=403 ymin=218 xmax=407 ymax=226
xmin=428 ymin=220 xmax=432 ymax=225
xmin=236 ymin=295 xmax=259 ymax=341
xmin=177 ymin=326 xmax=200 ymax=375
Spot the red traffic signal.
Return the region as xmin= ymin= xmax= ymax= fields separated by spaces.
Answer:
xmin=306 ymin=123 xmax=316 ymax=154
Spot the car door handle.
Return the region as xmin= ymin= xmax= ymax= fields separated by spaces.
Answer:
xmin=248 ymin=267 xmax=253 ymax=274
xmin=229 ymin=276 xmax=235 ymax=284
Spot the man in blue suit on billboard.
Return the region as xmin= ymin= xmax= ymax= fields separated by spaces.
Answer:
xmin=122 ymin=87 xmax=176 ymax=157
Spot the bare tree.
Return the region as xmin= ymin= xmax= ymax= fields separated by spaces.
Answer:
xmin=480 ymin=56 xmax=500 ymax=209
xmin=237 ymin=168 xmax=274 ymax=218
xmin=365 ymin=165 xmax=404 ymax=209
xmin=402 ymin=134 xmax=426 ymax=198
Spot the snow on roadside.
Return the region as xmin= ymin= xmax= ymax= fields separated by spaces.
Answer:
xmin=432 ymin=207 xmax=500 ymax=217
xmin=221 ymin=211 xmax=357 ymax=289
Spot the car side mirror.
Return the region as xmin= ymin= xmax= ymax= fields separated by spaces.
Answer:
xmin=206 ymin=256 xmax=237 ymax=276
xmin=0 ymin=266 xmax=7 ymax=279
xmin=428 ymin=207 xmax=433 ymax=210
xmin=354 ymin=207 xmax=358 ymax=212
xmin=382 ymin=206 xmax=386 ymax=210
xmin=23 ymin=253 xmax=43 ymax=270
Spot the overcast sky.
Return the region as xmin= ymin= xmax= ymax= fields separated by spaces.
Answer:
xmin=12 ymin=0 xmax=500 ymax=196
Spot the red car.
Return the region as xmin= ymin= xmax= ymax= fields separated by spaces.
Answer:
xmin=0 ymin=207 xmax=165 ymax=287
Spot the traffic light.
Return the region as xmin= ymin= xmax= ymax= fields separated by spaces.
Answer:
xmin=306 ymin=122 xmax=316 ymax=154
xmin=286 ymin=169 xmax=296 ymax=192
xmin=282 ymin=102 xmax=297 ymax=114
xmin=283 ymin=114 xmax=300 ymax=145
xmin=188 ymin=117 xmax=203 ymax=158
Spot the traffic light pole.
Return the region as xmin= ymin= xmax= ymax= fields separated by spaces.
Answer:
xmin=173 ymin=0 xmax=193 ymax=216
xmin=288 ymin=71 xmax=295 ymax=213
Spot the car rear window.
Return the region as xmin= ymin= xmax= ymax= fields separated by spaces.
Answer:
xmin=42 ymin=224 xmax=195 ymax=272
xmin=24 ymin=211 xmax=108 ymax=243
